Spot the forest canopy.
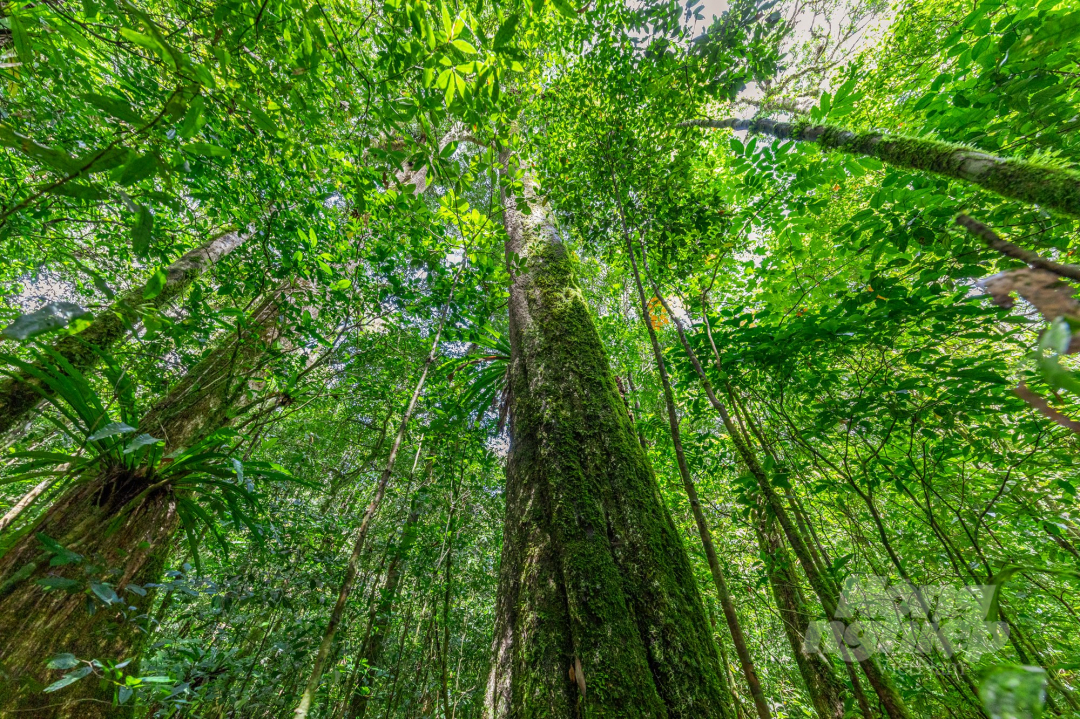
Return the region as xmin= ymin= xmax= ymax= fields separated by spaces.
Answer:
xmin=1 ymin=0 xmax=1079 ymax=716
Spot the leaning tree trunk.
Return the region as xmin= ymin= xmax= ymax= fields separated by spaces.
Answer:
xmin=0 ymin=229 xmax=249 ymax=442
xmin=753 ymin=510 xmax=847 ymax=719
xmin=483 ymin=161 xmax=732 ymax=719
xmin=677 ymin=118 xmax=1080 ymax=217
xmin=0 ymin=287 xmax=283 ymax=718
xmin=644 ymin=283 xmax=913 ymax=719
xmin=347 ymin=487 xmax=425 ymax=719
xmin=616 ymin=173 xmax=767 ymax=719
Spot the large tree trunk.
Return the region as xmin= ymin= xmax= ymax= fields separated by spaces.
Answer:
xmin=483 ymin=167 xmax=731 ymax=719
xmin=0 ymin=287 xmax=282 ymax=718
xmin=678 ymin=118 xmax=1080 ymax=217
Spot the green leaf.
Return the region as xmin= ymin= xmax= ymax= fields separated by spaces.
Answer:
xmin=143 ymin=268 xmax=168 ymax=299
xmin=36 ymin=533 xmax=83 ymax=566
xmin=36 ymin=577 xmax=81 ymax=591
xmin=123 ymin=434 xmax=163 ymax=454
xmin=1 ymin=302 xmax=90 ymax=341
xmin=44 ymin=666 xmax=92 ymax=693
xmin=46 ymin=183 xmax=108 ymax=201
xmin=179 ymin=96 xmax=205 ymax=139
xmin=116 ymin=153 xmax=158 ymax=186
xmin=90 ymin=582 xmax=120 ymax=605
xmin=131 ymin=205 xmax=154 ymax=256
xmin=550 ymin=0 xmax=577 ymax=19
xmin=0 ymin=124 xmax=79 ymax=174
xmin=88 ymin=422 xmax=137 ymax=442
xmin=9 ymin=13 xmax=34 ymax=64
xmin=980 ymin=665 xmax=1047 ymax=719
xmin=81 ymin=93 xmax=147 ymax=126
xmin=451 ymin=39 xmax=477 ymax=54
xmin=493 ymin=14 xmax=519 ymax=48
xmin=47 ymin=654 xmax=80 ymax=670
xmin=183 ymin=142 xmax=231 ymax=159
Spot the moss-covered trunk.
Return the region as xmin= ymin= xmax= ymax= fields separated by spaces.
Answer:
xmin=484 ymin=170 xmax=731 ymax=719
xmin=678 ymin=118 xmax=1080 ymax=217
xmin=0 ymin=289 xmax=282 ymax=718
xmin=0 ymin=229 xmax=249 ymax=442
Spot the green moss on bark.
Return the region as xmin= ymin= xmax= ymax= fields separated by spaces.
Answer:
xmin=486 ymin=232 xmax=729 ymax=719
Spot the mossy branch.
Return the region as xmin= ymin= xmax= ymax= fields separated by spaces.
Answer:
xmin=678 ymin=118 xmax=1080 ymax=218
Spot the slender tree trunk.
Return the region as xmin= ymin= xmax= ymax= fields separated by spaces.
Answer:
xmin=642 ymin=274 xmax=912 ymax=719
xmin=0 ymin=229 xmax=250 ymax=441
xmin=752 ymin=511 xmax=846 ymax=719
xmin=294 ymin=288 xmax=454 ymax=718
xmin=440 ymin=469 xmax=459 ymax=719
xmin=483 ymin=156 xmax=731 ymax=719
xmin=347 ymin=484 xmax=427 ymax=719
xmin=0 ymin=476 xmax=55 ymax=534
xmin=0 ymin=286 xmax=284 ymax=718
xmin=614 ymin=173 xmax=766 ymax=719
xmin=677 ymin=118 xmax=1080 ymax=217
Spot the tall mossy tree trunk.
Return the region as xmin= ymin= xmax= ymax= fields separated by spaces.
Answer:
xmin=0 ymin=229 xmax=249 ymax=442
xmin=0 ymin=288 xmax=284 ymax=718
xmin=678 ymin=118 xmax=1080 ymax=217
xmin=483 ymin=158 xmax=731 ymax=719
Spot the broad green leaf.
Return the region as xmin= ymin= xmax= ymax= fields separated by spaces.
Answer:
xmin=46 ymin=654 xmax=80 ymax=670
xmin=81 ymin=93 xmax=147 ymax=126
xmin=87 ymin=422 xmax=137 ymax=441
xmin=123 ymin=434 xmax=162 ymax=454
xmin=44 ymin=666 xmax=92 ymax=693
xmin=36 ymin=577 xmax=81 ymax=591
xmin=143 ymin=268 xmax=168 ymax=299
xmin=90 ymin=582 xmax=120 ymax=605
xmin=131 ymin=205 xmax=154 ymax=256
xmin=184 ymin=142 xmax=231 ymax=159
xmin=493 ymin=14 xmax=519 ymax=48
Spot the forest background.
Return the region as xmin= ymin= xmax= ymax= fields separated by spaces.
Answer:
xmin=1 ymin=0 xmax=1079 ymax=716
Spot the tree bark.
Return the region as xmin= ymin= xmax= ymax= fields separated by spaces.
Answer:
xmin=753 ymin=512 xmax=847 ymax=719
xmin=0 ymin=229 xmax=250 ymax=442
xmin=678 ymin=118 xmax=1080 ymax=217
xmin=483 ymin=157 xmax=731 ymax=719
xmin=0 ymin=285 xmax=283 ymax=718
